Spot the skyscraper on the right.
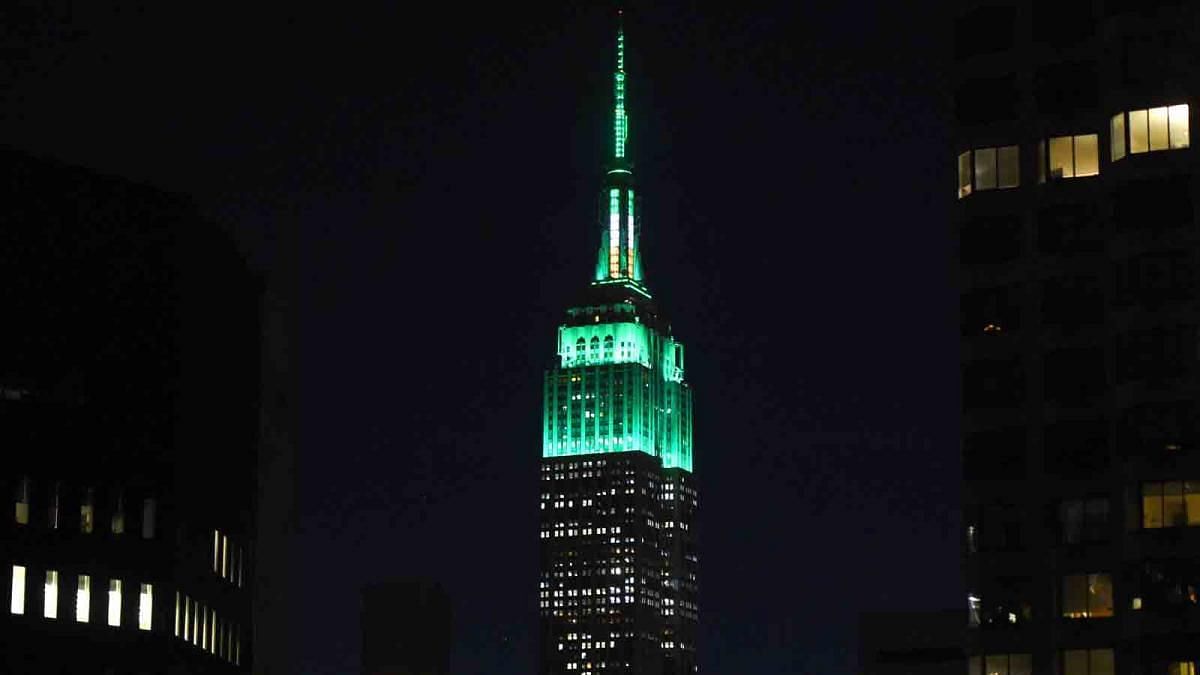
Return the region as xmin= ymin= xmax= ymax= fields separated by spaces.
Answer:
xmin=956 ymin=2 xmax=1200 ymax=674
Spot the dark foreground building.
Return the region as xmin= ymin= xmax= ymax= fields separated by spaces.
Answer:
xmin=0 ymin=147 xmax=260 ymax=673
xmin=859 ymin=610 xmax=965 ymax=675
xmin=361 ymin=581 xmax=452 ymax=675
xmin=955 ymin=1 xmax=1200 ymax=674
xmin=538 ymin=18 xmax=699 ymax=675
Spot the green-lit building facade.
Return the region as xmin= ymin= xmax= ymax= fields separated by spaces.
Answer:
xmin=539 ymin=20 xmax=699 ymax=675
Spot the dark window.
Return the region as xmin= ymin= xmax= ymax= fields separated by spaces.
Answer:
xmin=1138 ymin=559 xmax=1200 ymax=613
xmin=955 ymin=6 xmax=1017 ymax=60
xmin=1044 ymin=348 xmax=1105 ymax=406
xmin=1114 ymin=251 xmax=1196 ymax=308
xmin=964 ymin=359 xmax=1024 ymax=411
xmin=1116 ymin=325 xmax=1197 ymax=385
xmin=961 ymin=286 xmax=1021 ymax=336
xmin=963 ymin=428 xmax=1026 ymax=480
xmin=1113 ymin=177 xmax=1193 ymax=234
xmin=1059 ymin=497 xmax=1110 ymax=544
xmin=1037 ymin=203 xmax=1103 ymax=256
xmin=980 ymin=575 xmax=1035 ymax=627
xmin=1041 ymin=276 xmax=1104 ymax=331
xmin=955 ymin=75 xmax=1019 ymax=125
xmin=1118 ymin=401 xmax=1199 ymax=460
xmin=1034 ymin=62 xmax=1098 ymax=119
xmin=1044 ymin=420 xmax=1109 ymax=477
xmin=968 ymin=502 xmax=1026 ymax=551
xmin=1032 ymin=0 xmax=1094 ymax=47
xmin=961 ymin=215 xmax=1021 ymax=265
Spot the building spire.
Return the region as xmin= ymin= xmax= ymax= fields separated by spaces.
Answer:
xmin=613 ymin=10 xmax=628 ymax=164
xmin=594 ymin=9 xmax=645 ymax=288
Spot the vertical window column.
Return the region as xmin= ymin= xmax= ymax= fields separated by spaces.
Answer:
xmin=10 ymin=565 xmax=26 ymax=615
xmin=76 ymin=574 xmax=90 ymax=623
xmin=15 ymin=477 xmax=30 ymax=525
xmin=107 ymin=579 xmax=122 ymax=627
xmin=138 ymin=583 xmax=152 ymax=630
xmin=43 ymin=570 xmax=58 ymax=619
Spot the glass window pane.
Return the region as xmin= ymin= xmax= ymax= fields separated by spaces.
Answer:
xmin=998 ymin=146 xmax=1020 ymax=188
xmin=1064 ymin=575 xmax=1087 ymax=618
xmin=1091 ymin=649 xmax=1115 ymax=675
xmin=107 ymin=579 xmax=122 ymax=627
xmin=43 ymin=570 xmax=58 ymax=620
xmin=1089 ymin=574 xmax=1114 ymax=617
xmin=1144 ymin=482 xmax=1164 ymax=529
xmin=1186 ymin=482 xmax=1200 ymax=526
xmin=1112 ymin=113 xmax=1126 ymax=160
xmin=1037 ymin=141 xmax=1047 ymax=183
xmin=959 ymin=152 xmax=974 ymax=198
xmin=76 ymin=575 xmax=90 ymax=623
xmin=1166 ymin=481 xmax=1186 ymax=527
xmin=1011 ymin=654 xmax=1032 ymax=675
xmin=1150 ymin=106 xmax=1170 ymax=151
xmin=986 ymin=654 xmax=1009 ymax=675
xmin=1049 ymin=136 xmax=1075 ymax=178
xmin=1063 ymin=501 xmax=1083 ymax=544
xmin=975 ymin=147 xmax=998 ymax=190
xmin=1074 ymin=134 xmax=1099 ymax=176
xmin=10 ymin=565 xmax=25 ymax=615
xmin=1169 ymin=104 xmax=1190 ymax=149
xmin=1064 ymin=650 xmax=1089 ymax=675
xmin=1130 ymin=109 xmax=1149 ymax=153
xmin=138 ymin=583 xmax=152 ymax=630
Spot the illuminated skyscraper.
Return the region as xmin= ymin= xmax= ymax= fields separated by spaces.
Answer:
xmin=539 ymin=16 xmax=699 ymax=675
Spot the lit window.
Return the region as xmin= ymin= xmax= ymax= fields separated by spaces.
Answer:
xmin=15 ymin=476 xmax=30 ymax=525
xmin=110 ymin=492 xmax=124 ymax=534
xmin=10 ymin=565 xmax=26 ymax=615
xmin=968 ymin=654 xmax=1032 ymax=675
xmin=183 ymin=596 xmax=191 ymax=641
xmin=1111 ymin=113 xmax=1126 ymax=161
xmin=1142 ymin=481 xmax=1200 ymax=528
xmin=76 ymin=575 xmax=90 ymax=622
xmin=1062 ymin=649 xmax=1114 ymax=675
xmin=48 ymin=482 xmax=60 ymax=529
xmin=213 ymin=530 xmax=220 ymax=572
xmin=957 ymin=146 xmax=1019 ymax=198
xmin=1062 ymin=573 xmax=1114 ymax=618
xmin=1169 ymin=663 xmax=1197 ymax=675
xmin=1131 ymin=596 xmax=1142 ymax=610
xmin=1115 ymin=105 xmax=1190 ymax=159
xmin=191 ymin=598 xmax=199 ymax=645
xmin=174 ymin=591 xmax=180 ymax=637
xmin=80 ymin=488 xmax=94 ymax=534
xmin=107 ymin=579 xmax=122 ymax=627
xmin=202 ymin=605 xmax=208 ymax=650
xmin=138 ymin=583 xmax=152 ymax=630
xmin=43 ymin=570 xmax=58 ymax=619
xmin=222 ymin=534 xmax=229 ymax=579
xmin=142 ymin=498 xmax=156 ymax=539
xmin=1042 ymin=134 xmax=1099 ymax=180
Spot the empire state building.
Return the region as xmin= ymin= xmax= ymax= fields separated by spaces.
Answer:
xmin=539 ymin=16 xmax=699 ymax=675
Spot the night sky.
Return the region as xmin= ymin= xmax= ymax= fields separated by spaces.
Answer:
xmin=1 ymin=2 xmax=960 ymax=673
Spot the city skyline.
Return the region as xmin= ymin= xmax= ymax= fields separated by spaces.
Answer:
xmin=0 ymin=3 xmax=957 ymax=673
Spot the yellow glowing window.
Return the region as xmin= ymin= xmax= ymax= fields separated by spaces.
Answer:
xmin=974 ymin=147 xmax=997 ymax=190
xmin=973 ymin=653 xmax=1031 ymax=675
xmin=1143 ymin=481 xmax=1200 ymax=528
xmin=10 ymin=565 xmax=25 ymax=615
xmin=183 ymin=596 xmax=191 ymax=641
xmin=192 ymin=599 xmax=199 ymax=645
xmin=958 ymin=152 xmax=972 ymax=198
xmin=1169 ymin=662 xmax=1197 ymax=675
xmin=1045 ymin=134 xmax=1099 ymax=180
xmin=213 ymin=530 xmax=221 ymax=572
xmin=43 ymin=570 xmax=58 ymax=619
xmin=138 ymin=583 xmax=152 ymax=630
xmin=1062 ymin=649 xmax=1114 ymax=675
xmin=1123 ymin=105 xmax=1190 ymax=156
xmin=1111 ymin=113 xmax=1126 ymax=161
xmin=76 ymin=575 xmax=90 ymax=623
xmin=107 ymin=579 xmax=122 ymax=627
xmin=80 ymin=488 xmax=94 ymax=534
xmin=1062 ymin=574 xmax=1113 ymax=618
xmin=15 ymin=476 xmax=30 ymax=525
xmin=174 ymin=591 xmax=180 ymax=637
xmin=997 ymin=146 xmax=1019 ymax=188
xmin=222 ymin=534 xmax=229 ymax=579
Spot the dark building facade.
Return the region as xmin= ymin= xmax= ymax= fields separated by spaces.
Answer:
xmin=0 ymin=147 xmax=260 ymax=673
xmin=361 ymin=580 xmax=452 ymax=675
xmin=859 ymin=610 xmax=966 ymax=675
xmin=955 ymin=2 xmax=1200 ymax=675
xmin=538 ymin=19 xmax=699 ymax=675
